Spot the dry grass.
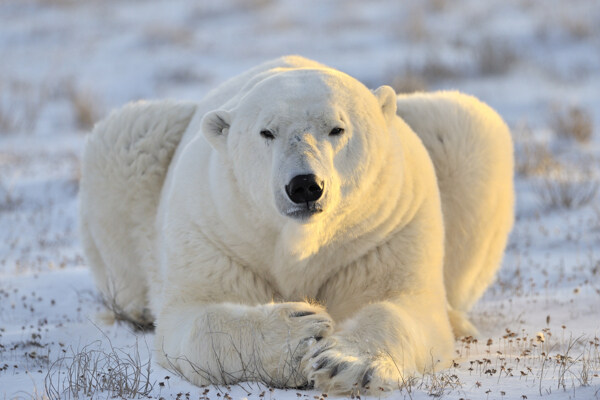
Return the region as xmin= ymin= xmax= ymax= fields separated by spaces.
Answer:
xmin=387 ymin=56 xmax=460 ymax=94
xmin=0 ymin=78 xmax=47 ymax=134
xmin=0 ymin=178 xmax=23 ymax=213
xmin=0 ymin=77 xmax=101 ymax=134
xmin=419 ymin=369 xmax=462 ymax=397
xmin=44 ymin=337 xmax=153 ymax=399
xmin=550 ymin=104 xmax=594 ymax=144
xmin=514 ymin=122 xmax=599 ymax=208
xmin=476 ymin=38 xmax=518 ymax=76
xmin=562 ymin=18 xmax=593 ymax=39
xmin=390 ymin=69 xmax=428 ymax=94
xmin=420 ymin=57 xmax=461 ymax=82
xmin=142 ymin=25 xmax=195 ymax=48
xmin=533 ymin=164 xmax=599 ymax=209
xmin=455 ymin=330 xmax=600 ymax=397
xmin=427 ymin=0 xmax=446 ymax=12
xmin=515 ymin=141 xmax=558 ymax=177
xmin=513 ymin=124 xmax=559 ymax=177
xmin=404 ymin=9 xmax=428 ymax=41
xmin=31 ymin=0 xmax=80 ymax=5
xmin=67 ymin=84 xmax=101 ymax=131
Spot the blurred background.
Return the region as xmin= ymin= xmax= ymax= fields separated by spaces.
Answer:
xmin=1 ymin=0 xmax=598 ymax=135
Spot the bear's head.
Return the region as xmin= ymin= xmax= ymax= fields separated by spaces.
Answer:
xmin=202 ymin=68 xmax=398 ymax=257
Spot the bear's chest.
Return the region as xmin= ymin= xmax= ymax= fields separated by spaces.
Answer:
xmin=265 ymin=238 xmax=366 ymax=302
xmin=268 ymin=256 xmax=328 ymax=301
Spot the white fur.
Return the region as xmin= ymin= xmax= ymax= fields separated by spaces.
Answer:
xmin=79 ymin=56 xmax=513 ymax=395
xmin=396 ymin=92 xmax=515 ymax=327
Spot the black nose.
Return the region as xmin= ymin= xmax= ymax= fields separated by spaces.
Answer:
xmin=285 ymin=174 xmax=324 ymax=204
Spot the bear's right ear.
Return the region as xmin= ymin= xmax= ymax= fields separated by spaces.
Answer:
xmin=202 ymin=110 xmax=231 ymax=154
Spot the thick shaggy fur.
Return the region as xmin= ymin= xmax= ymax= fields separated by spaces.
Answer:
xmin=395 ymin=92 xmax=514 ymax=336
xmin=79 ymin=56 xmax=514 ymax=395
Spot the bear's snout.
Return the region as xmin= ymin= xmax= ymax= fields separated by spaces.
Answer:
xmin=285 ymin=174 xmax=324 ymax=205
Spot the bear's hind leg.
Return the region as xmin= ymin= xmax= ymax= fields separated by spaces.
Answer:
xmin=396 ymin=91 xmax=514 ymax=335
xmin=80 ymin=191 xmax=153 ymax=328
xmin=94 ymin=225 xmax=153 ymax=328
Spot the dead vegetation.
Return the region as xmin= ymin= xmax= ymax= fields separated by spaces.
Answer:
xmin=515 ymin=141 xmax=557 ymax=177
xmin=387 ymin=57 xmax=460 ymax=94
xmin=390 ymin=69 xmax=428 ymax=94
xmin=476 ymin=38 xmax=518 ymax=76
xmin=453 ymin=330 xmax=600 ymax=398
xmin=513 ymin=121 xmax=599 ymax=209
xmin=550 ymin=104 xmax=594 ymax=144
xmin=0 ymin=78 xmax=47 ymax=134
xmin=67 ymin=84 xmax=101 ymax=131
xmin=141 ymin=25 xmax=195 ymax=48
xmin=561 ymin=16 xmax=593 ymax=40
xmin=0 ymin=178 xmax=23 ymax=213
xmin=533 ymin=164 xmax=598 ymax=210
xmin=44 ymin=337 xmax=153 ymax=400
xmin=513 ymin=123 xmax=559 ymax=177
xmin=0 ymin=77 xmax=103 ymax=134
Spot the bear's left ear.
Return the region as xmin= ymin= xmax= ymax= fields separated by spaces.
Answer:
xmin=202 ymin=110 xmax=231 ymax=154
xmin=373 ymin=85 xmax=397 ymax=122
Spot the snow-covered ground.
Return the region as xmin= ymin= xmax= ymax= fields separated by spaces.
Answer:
xmin=1 ymin=0 xmax=599 ymax=398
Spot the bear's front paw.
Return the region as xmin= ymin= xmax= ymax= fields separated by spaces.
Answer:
xmin=259 ymin=302 xmax=334 ymax=387
xmin=302 ymin=336 xmax=403 ymax=396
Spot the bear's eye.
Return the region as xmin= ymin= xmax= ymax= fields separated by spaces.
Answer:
xmin=329 ymin=127 xmax=345 ymax=136
xmin=260 ymin=129 xmax=275 ymax=140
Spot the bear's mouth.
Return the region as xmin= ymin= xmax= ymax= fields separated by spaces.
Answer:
xmin=285 ymin=203 xmax=323 ymax=220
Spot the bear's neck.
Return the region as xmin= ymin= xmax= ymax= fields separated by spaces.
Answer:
xmin=208 ymin=124 xmax=418 ymax=301
xmin=268 ymin=128 xmax=415 ymax=300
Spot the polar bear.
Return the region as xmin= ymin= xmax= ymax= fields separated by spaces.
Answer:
xmin=79 ymin=56 xmax=513 ymax=395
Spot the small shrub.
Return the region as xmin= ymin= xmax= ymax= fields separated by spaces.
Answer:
xmin=561 ymin=16 xmax=593 ymax=40
xmin=0 ymin=78 xmax=46 ymax=134
xmin=550 ymin=105 xmax=593 ymax=144
xmin=68 ymin=85 xmax=100 ymax=131
xmin=391 ymin=69 xmax=428 ymax=94
xmin=533 ymin=164 xmax=599 ymax=209
xmin=515 ymin=140 xmax=559 ymax=177
xmin=44 ymin=339 xmax=153 ymax=400
xmin=513 ymin=123 xmax=559 ymax=177
xmin=405 ymin=10 xmax=428 ymax=41
xmin=420 ymin=56 xmax=461 ymax=81
xmin=142 ymin=25 xmax=195 ymax=48
xmin=0 ymin=179 xmax=23 ymax=213
xmin=428 ymin=0 xmax=446 ymax=12
xmin=476 ymin=38 xmax=517 ymax=76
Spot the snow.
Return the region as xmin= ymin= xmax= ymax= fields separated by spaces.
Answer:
xmin=1 ymin=0 xmax=599 ymax=398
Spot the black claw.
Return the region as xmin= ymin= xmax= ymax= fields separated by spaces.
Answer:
xmin=294 ymin=380 xmax=313 ymax=390
xmin=314 ymin=357 xmax=330 ymax=371
xmin=329 ymin=361 xmax=349 ymax=378
xmin=290 ymin=311 xmax=315 ymax=317
xmin=311 ymin=344 xmax=331 ymax=359
xmin=361 ymin=367 xmax=374 ymax=388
